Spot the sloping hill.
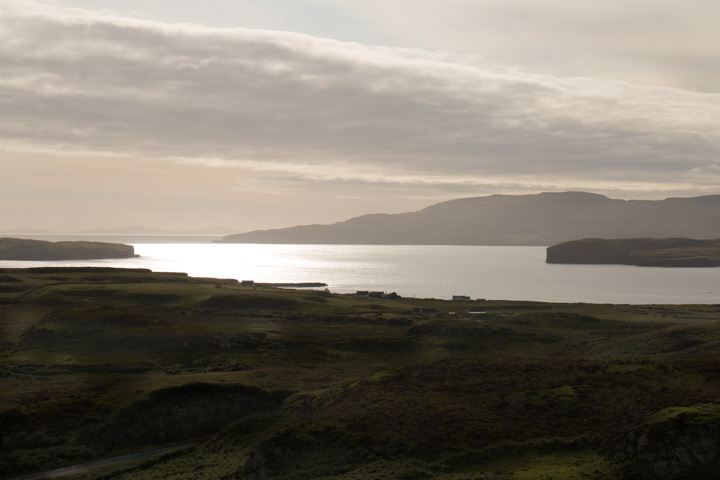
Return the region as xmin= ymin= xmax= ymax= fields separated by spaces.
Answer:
xmin=547 ymin=237 xmax=720 ymax=267
xmin=216 ymin=192 xmax=720 ymax=245
xmin=0 ymin=237 xmax=137 ymax=260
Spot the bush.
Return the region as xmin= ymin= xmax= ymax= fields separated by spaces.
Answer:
xmin=23 ymin=431 xmax=56 ymax=449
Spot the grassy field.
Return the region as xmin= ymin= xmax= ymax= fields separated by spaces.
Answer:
xmin=1 ymin=267 xmax=719 ymax=479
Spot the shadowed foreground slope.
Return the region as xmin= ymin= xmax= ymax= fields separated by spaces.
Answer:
xmin=1 ymin=268 xmax=719 ymax=479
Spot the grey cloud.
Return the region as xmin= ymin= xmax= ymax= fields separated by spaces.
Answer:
xmin=1 ymin=1 xmax=719 ymax=194
xmin=690 ymin=164 xmax=720 ymax=174
xmin=352 ymin=0 xmax=720 ymax=92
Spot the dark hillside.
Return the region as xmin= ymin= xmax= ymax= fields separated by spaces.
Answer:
xmin=0 ymin=238 xmax=136 ymax=260
xmin=547 ymin=237 xmax=720 ymax=267
xmin=216 ymin=192 xmax=720 ymax=245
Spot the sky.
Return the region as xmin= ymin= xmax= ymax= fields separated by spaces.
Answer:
xmin=2 ymin=0 xmax=719 ymax=232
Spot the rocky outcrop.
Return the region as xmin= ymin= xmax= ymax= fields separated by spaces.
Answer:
xmin=546 ymin=238 xmax=720 ymax=267
xmin=621 ymin=420 xmax=720 ymax=479
xmin=0 ymin=237 xmax=136 ymax=260
xmin=240 ymin=423 xmax=358 ymax=479
xmin=102 ymin=383 xmax=279 ymax=445
xmin=242 ymin=433 xmax=303 ymax=479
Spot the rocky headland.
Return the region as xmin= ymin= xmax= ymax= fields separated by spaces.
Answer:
xmin=0 ymin=237 xmax=137 ymax=260
xmin=546 ymin=238 xmax=720 ymax=267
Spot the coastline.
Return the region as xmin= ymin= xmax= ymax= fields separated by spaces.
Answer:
xmin=1 ymin=244 xmax=717 ymax=304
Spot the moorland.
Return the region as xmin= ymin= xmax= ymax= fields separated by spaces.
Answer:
xmin=1 ymin=267 xmax=719 ymax=479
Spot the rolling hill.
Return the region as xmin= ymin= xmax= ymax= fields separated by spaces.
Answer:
xmin=216 ymin=191 xmax=720 ymax=246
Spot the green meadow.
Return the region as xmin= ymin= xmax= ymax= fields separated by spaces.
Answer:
xmin=1 ymin=267 xmax=719 ymax=479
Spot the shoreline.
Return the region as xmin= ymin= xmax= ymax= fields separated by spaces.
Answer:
xmin=1 ymin=244 xmax=717 ymax=305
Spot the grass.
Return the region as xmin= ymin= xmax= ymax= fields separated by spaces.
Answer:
xmin=647 ymin=404 xmax=720 ymax=425
xmin=482 ymin=449 xmax=616 ymax=480
xmin=1 ymin=267 xmax=719 ymax=479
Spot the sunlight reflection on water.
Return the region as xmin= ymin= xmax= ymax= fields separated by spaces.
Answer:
xmin=1 ymin=244 xmax=718 ymax=304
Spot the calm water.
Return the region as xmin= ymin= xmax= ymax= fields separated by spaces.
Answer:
xmin=1 ymin=244 xmax=718 ymax=304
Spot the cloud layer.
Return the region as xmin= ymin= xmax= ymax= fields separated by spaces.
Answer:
xmin=2 ymin=0 xmax=720 ymax=205
xmin=345 ymin=0 xmax=720 ymax=92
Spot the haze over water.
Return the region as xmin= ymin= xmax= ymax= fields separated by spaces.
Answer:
xmin=2 ymin=244 xmax=717 ymax=304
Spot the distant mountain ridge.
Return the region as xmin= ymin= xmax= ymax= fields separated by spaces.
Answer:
xmin=216 ymin=192 xmax=720 ymax=246
xmin=79 ymin=226 xmax=238 ymax=235
xmin=1 ymin=226 xmax=238 ymax=235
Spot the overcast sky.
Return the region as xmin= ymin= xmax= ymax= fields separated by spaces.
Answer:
xmin=2 ymin=0 xmax=719 ymax=232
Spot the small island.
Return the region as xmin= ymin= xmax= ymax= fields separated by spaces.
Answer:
xmin=546 ymin=237 xmax=720 ymax=267
xmin=0 ymin=237 xmax=137 ymax=260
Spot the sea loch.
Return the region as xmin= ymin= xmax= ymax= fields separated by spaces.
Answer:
xmin=1 ymin=244 xmax=717 ymax=304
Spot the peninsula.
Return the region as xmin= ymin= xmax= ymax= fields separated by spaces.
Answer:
xmin=0 ymin=237 xmax=137 ymax=261
xmin=546 ymin=237 xmax=720 ymax=267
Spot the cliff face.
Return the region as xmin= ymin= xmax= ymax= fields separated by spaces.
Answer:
xmin=546 ymin=238 xmax=720 ymax=267
xmin=0 ymin=238 xmax=137 ymax=260
xmin=620 ymin=421 xmax=720 ymax=480
xmin=217 ymin=192 xmax=720 ymax=246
